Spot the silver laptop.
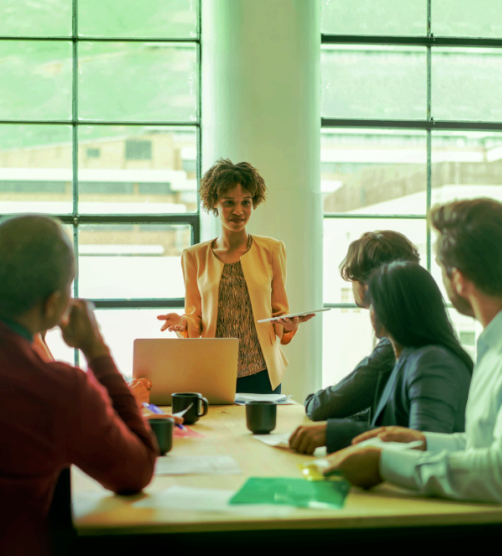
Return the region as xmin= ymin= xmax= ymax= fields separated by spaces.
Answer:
xmin=133 ymin=338 xmax=239 ymax=405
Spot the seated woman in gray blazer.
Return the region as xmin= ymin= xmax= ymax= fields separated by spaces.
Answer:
xmin=290 ymin=261 xmax=474 ymax=455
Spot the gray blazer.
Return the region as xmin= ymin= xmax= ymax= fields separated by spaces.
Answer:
xmin=325 ymin=344 xmax=472 ymax=454
xmin=305 ymin=338 xmax=395 ymax=422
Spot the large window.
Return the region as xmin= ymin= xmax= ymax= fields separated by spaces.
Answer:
xmin=1 ymin=0 xmax=201 ymax=376
xmin=321 ymin=0 xmax=497 ymax=386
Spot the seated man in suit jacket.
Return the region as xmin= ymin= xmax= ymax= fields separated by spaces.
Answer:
xmin=290 ymin=261 xmax=473 ymax=455
xmin=304 ymin=231 xmax=420 ymax=424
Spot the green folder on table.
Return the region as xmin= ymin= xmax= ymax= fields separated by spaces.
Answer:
xmin=229 ymin=477 xmax=350 ymax=509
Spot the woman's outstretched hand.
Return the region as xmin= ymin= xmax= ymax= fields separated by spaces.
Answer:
xmin=276 ymin=314 xmax=315 ymax=333
xmin=157 ymin=313 xmax=188 ymax=332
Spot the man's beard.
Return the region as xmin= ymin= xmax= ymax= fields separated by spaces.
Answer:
xmin=448 ymin=289 xmax=475 ymax=318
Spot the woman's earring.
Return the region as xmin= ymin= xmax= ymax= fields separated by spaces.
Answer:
xmin=215 ymin=209 xmax=219 ymax=216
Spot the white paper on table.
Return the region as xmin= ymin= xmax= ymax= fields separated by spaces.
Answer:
xmin=133 ymin=486 xmax=235 ymax=511
xmin=253 ymin=432 xmax=290 ymax=448
xmin=234 ymin=399 xmax=294 ymax=406
xmin=234 ymin=393 xmax=292 ymax=403
xmin=253 ymin=433 xmax=326 ymax=457
xmin=133 ymin=486 xmax=293 ymax=517
xmin=154 ymin=455 xmax=242 ymax=476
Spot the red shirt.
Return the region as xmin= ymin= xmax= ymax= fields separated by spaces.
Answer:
xmin=0 ymin=322 xmax=157 ymax=554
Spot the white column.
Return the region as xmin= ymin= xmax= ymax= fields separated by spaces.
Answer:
xmin=202 ymin=0 xmax=323 ymax=401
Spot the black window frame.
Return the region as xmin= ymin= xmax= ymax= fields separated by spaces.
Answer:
xmin=322 ymin=0 xmax=502 ymax=311
xmin=0 ymin=0 xmax=202 ymax=365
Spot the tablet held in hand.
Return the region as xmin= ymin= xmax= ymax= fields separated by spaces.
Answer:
xmin=257 ymin=308 xmax=330 ymax=323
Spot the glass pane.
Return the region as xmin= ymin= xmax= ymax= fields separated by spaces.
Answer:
xmin=78 ymin=43 xmax=197 ymax=122
xmin=432 ymin=131 xmax=502 ymax=203
xmin=95 ymin=309 xmax=183 ymax=380
xmin=433 ymin=0 xmax=502 ymax=38
xmin=322 ymin=46 xmax=427 ymax=120
xmin=44 ymin=309 xmax=183 ymax=379
xmin=0 ymin=41 xmax=72 ymax=121
xmin=79 ymin=0 xmax=198 ymax=39
xmin=432 ymin=48 xmax=502 ymax=122
xmin=45 ymin=328 xmax=75 ymax=366
xmin=323 ymin=218 xmax=427 ymax=304
xmin=0 ymin=125 xmax=73 ymax=215
xmin=0 ymin=0 xmax=71 ymax=37
xmin=78 ymin=224 xmax=190 ymax=299
xmin=321 ymin=0 xmax=426 ymax=36
xmin=78 ymin=126 xmax=197 ymax=214
xmin=430 ymin=129 xmax=502 ymax=299
xmin=430 ymin=245 xmax=452 ymax=304
xmin=321 ymin=305 xmax=478 ymax=389
xmin=322 ymin=308 xmax=376 ymax=388
xmin=321 ymin=129 xmax=427 ymax=215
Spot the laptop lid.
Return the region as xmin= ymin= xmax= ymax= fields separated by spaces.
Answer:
xmin=133 ymin=338 xmax=239 ymax=405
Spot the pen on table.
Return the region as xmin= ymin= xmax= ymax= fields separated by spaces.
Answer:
xmin=142 ymin=402 xmax=185 ymax=429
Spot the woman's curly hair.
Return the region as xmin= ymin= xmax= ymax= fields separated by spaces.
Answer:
xmin=199 ymin=158 xmax=267 ymax=215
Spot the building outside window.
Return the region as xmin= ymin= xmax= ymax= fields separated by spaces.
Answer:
xmin=125 ymin=140 xmax=153 ymax=161
xmin=321 ymin=0 xmax=494 ymax=387
xmin=2 ymin=1 xmax=494 ymax=385
xmin=0 ymin=0 xmax=201 ymax=378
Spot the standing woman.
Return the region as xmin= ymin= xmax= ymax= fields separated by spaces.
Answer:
xmin=157 ymin=159 xmax=314 ymax=394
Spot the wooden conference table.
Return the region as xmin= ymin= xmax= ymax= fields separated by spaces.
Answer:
xmin=72 ymin=403 xmax=502 ymax=548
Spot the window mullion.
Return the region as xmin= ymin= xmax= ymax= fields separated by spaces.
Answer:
xmin=426 ymin=0 xmax=432 ymax=272
xmin=72 ymin=0 xmax=79 ymax=367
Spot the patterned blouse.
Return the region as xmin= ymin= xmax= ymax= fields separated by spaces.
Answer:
xmin=215 ymin=235 xmax=267 ymax=378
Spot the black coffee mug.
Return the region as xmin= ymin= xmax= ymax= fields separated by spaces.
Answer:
xmin=172 ymin=392 xmax=209 ymax=425
xmin=245 ymin=401 xmax=277 ymax=434
xmin=149 ymin=418 xmax=174 ymax=455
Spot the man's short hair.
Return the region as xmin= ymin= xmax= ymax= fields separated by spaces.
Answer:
xmin=339 ymin=230 xmax=420 ymax=283
xmin=430 ymin=198 xmax=502 ymax=297
xmin=0 ymin=215 xmax=74 ymax=318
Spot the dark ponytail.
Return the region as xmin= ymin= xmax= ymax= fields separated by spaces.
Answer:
xmin=367 ymin=261 xmax=473 ymax=373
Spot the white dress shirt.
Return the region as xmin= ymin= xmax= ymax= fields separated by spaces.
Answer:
xmin=380 ymin=309 xmax=502 ymax=503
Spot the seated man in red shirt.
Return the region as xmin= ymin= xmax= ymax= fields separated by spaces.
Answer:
xmin=0 ymin=214 xmax=163 ymax=554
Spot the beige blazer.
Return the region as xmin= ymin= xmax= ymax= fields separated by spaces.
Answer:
xmin=180 ymin=234 xmax=296 ymax=390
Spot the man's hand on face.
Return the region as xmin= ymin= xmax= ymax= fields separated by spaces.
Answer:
xmin=289 ymin=423 xmax=327 ymax=454
xmin=59 ymin=299 xmax=109 ymax=361
xmin=322 ymin=445 xmax=383 ymax=489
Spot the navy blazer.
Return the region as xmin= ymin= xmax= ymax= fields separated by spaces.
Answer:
xmin=325 ymin=344 xmax=472 ymax=454
xmin=305 ymin=338 xmax=395 ymax=421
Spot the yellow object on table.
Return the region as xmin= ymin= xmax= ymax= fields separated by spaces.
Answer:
xmin=298 ymin=461 xmax=345 ymax=482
